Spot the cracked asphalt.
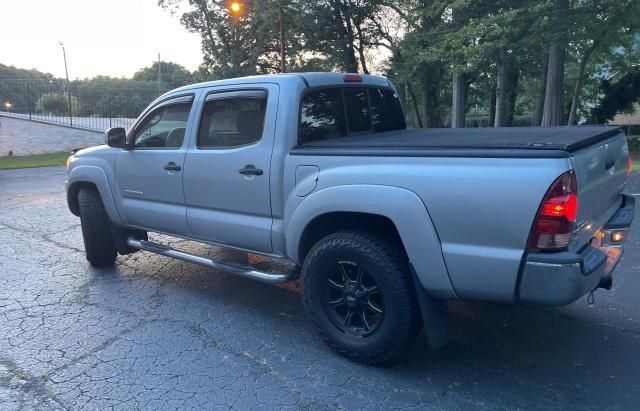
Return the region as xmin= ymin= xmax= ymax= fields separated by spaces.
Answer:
xmin=1 ymin=166 xmax=639 ymax=410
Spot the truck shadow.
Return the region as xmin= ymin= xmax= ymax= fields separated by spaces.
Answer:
xmin=393 ymin=299 xmax=637 ymax=407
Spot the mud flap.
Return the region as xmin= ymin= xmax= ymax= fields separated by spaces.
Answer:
xmin=109 ymin=223 xmax=147 ymax=255
xmin=411 ymin=267 xmax=450 ymax=349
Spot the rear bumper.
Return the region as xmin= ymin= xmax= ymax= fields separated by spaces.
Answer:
xmin=518 ymin=195 xmax=635 ymax=306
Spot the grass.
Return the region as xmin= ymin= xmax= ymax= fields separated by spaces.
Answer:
xmin=0 ymin=152 xmax=69 ymax=170
xmin=631 ymin=154 xmax=640 ymax=173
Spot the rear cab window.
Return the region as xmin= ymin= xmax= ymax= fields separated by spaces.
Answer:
xmin=299 ymin=86 xmax=405 ymax=144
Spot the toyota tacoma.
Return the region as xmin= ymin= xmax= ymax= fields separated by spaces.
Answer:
xmin=66 ymin=73 xmax=634 ymax=363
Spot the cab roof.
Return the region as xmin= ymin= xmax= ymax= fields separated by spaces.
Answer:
xmin=168 ymin=72 xmax=391 ymax=95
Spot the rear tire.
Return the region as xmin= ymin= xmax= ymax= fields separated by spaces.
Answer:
xmin=302 ymin=231 xmax=420 ymax=364
xmin=78 ymin=188 xmax=117 ymax=267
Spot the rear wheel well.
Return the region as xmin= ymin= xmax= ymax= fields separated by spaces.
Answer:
xmin=68 ymin=182 xmax=99 ymax=216
xmin=298 ymin=212 xmax=405 ymax=263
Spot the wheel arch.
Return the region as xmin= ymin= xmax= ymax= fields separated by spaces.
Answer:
xmin=285 ymin=184 xmax=457 ymax=299
xmin=298 ymin=212 xmax=403 ymax=264
xmin=67 ymin=165 xmax=123 ymax=226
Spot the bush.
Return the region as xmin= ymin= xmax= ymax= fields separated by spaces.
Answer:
xmin=35 ymin=92 xmax=81 ymax=116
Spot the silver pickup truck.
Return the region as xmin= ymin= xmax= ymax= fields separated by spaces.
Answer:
xmin=66 ymin=72 xmax=634 ymax=363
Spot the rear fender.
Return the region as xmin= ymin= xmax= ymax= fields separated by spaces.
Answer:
xmin=285 ymin=184 xmax=457 ymax=299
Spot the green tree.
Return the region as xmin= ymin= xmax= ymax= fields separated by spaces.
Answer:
xmin=159 ymin=0 xmax=286 ymax=79
xmin=132 ymin=61 xmax=195 ymax=90
xmin=591 ymin=68 xmax=640 ymax=123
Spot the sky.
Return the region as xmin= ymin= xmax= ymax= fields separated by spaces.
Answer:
xmin=0 ymin=0 xmax=203 ymax=79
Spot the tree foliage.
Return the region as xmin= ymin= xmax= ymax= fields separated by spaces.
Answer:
xmin=157 ymin=0 xmax=639 ymax=127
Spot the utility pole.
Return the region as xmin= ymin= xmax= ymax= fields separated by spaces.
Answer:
xmin=59 ymin=41 xmax=73 ymax=127
xmin=279 ymin=0 xmax=286 ymax=72
xmin=157 ymin=53 xmax=162 ymax=94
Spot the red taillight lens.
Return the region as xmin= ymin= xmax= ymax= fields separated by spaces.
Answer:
xmin=541 ymin=194 xmax=578 ymax=221
xmin=627 ymin=157 xmax=632 ymax=176
xmin=528 ymin=171 xmax=578 ymax=250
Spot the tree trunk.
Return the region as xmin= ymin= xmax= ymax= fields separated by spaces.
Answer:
xmin=353 ymin=21 xmax=370 ymax=74
xmin=568 ymin=40 xmax=600 ymax=125
xmin=422 ymin=65 xmax=442 ymax=128
xmin=406 ymin=81 xmax=423 ymax=128
xmin=541 ymin=0 xmax=569 ymax=126
xmin=533 ymin=53 xmax=549 ymax=126
xmin=489 ymin=81 xmax=496 ymax=127
xmin=506 ymin=70 xmax=519 ymax=126
xmin=330 ymin=1 xmax=358 ymax=72
xmin=452 ymin=72 xmax=466 ymax=128
xmin=494 ymin=48 xmax=509 ymax=127
xmin=343 ymin=14 xmax=359 ymax=72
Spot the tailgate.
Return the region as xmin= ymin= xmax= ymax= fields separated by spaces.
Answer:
xmin=571 ymin=130 xmax=629 ymax=249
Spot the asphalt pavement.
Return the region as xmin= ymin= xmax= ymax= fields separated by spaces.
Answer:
xmin=1 ymin=166 xmax=639 ymax=410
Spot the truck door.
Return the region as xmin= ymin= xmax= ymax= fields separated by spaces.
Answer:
xmin=114 ymin=94 xmax=197 ymax=236
xmin=182 ymin=85 xmax=279 ymax=254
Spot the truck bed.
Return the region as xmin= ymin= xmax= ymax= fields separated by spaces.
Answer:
xmin=292 ymin=126 xmax=623 ymax=158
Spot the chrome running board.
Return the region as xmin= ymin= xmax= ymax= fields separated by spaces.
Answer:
xmin=126 ymin=237 xmax=299 ymax=284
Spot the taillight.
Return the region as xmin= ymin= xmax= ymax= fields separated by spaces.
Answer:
xmin=527 ymin=171 xmax=578 ymax=250
xmin=627 ymin=157 xmax=632 ymax=176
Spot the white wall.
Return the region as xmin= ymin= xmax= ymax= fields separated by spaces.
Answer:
xmin=0 ymin=115 xmax=104 ymax=156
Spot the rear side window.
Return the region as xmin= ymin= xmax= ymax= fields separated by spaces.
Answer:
xmin=198 ymin=94 xmax=266 ymax=148
xmin=299 ymin=87 xmax=405 ymax=144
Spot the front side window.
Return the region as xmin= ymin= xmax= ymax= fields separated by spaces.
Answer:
xmin=198 ymin=94 xmax=266 ymax=148
xmin=299 ymin=86 xmax=405 ymax=144
xmin=133 ymin=102 xmax=192 ymax=148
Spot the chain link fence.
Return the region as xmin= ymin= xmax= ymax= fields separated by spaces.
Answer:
xmin=0 ymin=79 xmax=176 ymax=131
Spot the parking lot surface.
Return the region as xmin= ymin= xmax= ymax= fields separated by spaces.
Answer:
xmin=1 ymin=166 xmax=639 ymax=410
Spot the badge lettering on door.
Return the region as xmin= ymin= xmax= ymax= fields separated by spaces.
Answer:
xmin=124 ymin=189 xmax=143 ymax=197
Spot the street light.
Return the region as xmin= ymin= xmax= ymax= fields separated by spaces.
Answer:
xmin=4 ymin=102 xmax=11 ymax=113
xmin=58 ymin=41 xmax=73 ymax=126
xmin=228 ymin=1 xmax=242 ymax=15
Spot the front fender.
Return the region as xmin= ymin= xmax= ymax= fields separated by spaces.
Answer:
xmin=66 ymin=165 xmax=123 ymax=226
xmin=285 ymin=184 xmax=457 ymax=299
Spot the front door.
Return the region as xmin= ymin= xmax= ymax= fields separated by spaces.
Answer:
xmin=182 ymin=85 xmax=278 ymax=254
xmin=114 ymin=94 xmax=197 ymax=236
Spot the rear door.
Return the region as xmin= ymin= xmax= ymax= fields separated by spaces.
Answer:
xmin=182 ymin=84 xmax=279 ymax=254
xmin=114 ymin=94 xmax=197 ymax=236
xmin=571 ymin=131 xmax=629 ymax=248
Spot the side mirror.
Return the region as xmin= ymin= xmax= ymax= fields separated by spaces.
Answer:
xmin=105 ymin=127 xmax=127 ymax=148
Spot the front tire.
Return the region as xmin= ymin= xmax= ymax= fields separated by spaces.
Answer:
xmin=78 ymin=188 xmax=117 ymax=267
xmin=302 ymin=231 xmax=420 ymax=364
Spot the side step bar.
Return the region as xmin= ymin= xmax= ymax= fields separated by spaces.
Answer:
xmin=126 ymin=237 xmax=299 ymax=284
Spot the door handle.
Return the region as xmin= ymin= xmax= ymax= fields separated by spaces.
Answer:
xmin=164 ymin=162 xmax=182 ymax=171
xmin=605 ymin=157 xmax=615 ymax=170
xmin=239 ymin=165 xmax=263 ymax=176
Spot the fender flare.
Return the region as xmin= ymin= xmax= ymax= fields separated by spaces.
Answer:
xmin=67 ymin=165 xmax=123 ymax=226
xmin=285 ymin=184 xmax=457 ymax=299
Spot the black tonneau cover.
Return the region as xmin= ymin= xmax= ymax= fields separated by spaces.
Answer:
xmin=292 ymin=126 xmax=623 ymax=158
